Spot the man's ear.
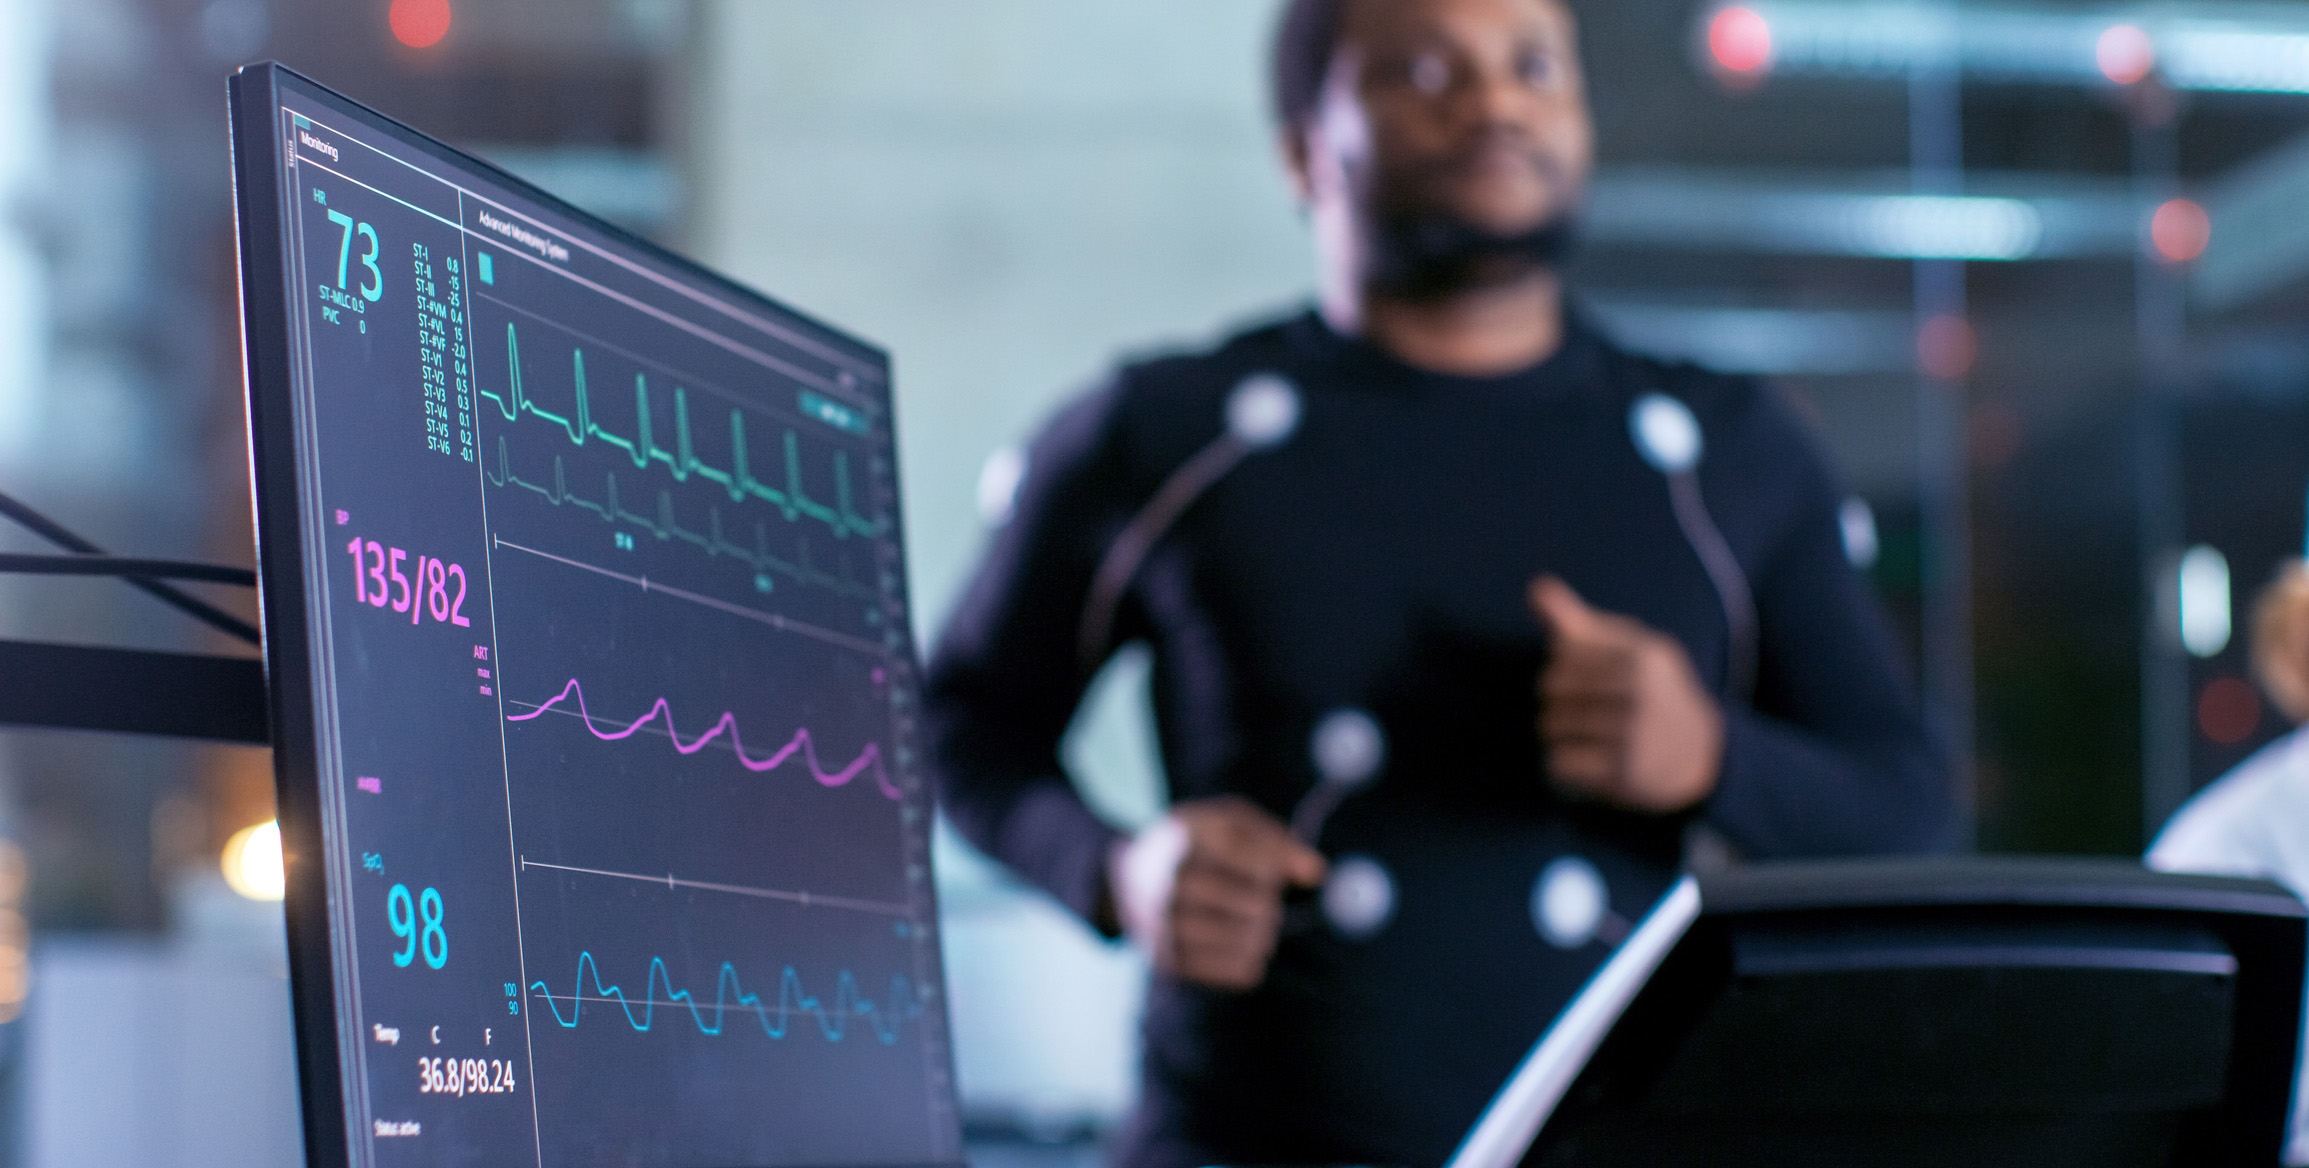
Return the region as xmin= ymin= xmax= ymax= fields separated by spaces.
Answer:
xmin=1279 ymin=125 xmax=1316 ymax=206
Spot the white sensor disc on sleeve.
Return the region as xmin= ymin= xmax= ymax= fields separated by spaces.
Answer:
xmin=1630 ymin=393 xmax=1702 ymax=474
xmin=1227 ymin=373 xmax=1302 ymax=448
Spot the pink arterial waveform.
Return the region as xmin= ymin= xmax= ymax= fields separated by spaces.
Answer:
xmin=508 ymin=679 xmax=900 ymax=800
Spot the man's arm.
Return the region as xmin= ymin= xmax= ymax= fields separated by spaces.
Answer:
xmin=923 ymin=387 xmax=1131 ymax=925
xmin=1528 ymin=376 xmax=1951 ymax=857
xmin=923 ymin=383 xmax=1325 ymax=986
xmin=1703 ymin=399 xmax=1954 ymax=857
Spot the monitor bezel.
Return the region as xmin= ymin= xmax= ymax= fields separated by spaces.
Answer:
xmin=227 ymin=60 xmax=946 ymax=1168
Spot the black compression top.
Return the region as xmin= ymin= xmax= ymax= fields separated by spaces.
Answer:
xmin=923 ymin=308 xmax=1952 ymax=1168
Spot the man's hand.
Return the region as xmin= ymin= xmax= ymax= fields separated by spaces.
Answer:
xmin=1529 ymin=576 xmax=1725 ymax=813
xmin=1106 ymin=796 xmax=1327 ymax=991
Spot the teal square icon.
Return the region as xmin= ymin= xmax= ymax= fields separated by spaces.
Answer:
xmin=477 ymin=252 xmax=494 ymax=284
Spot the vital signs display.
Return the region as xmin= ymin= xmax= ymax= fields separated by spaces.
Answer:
xmin=230 ymin=64 xmax=961 ymax=1168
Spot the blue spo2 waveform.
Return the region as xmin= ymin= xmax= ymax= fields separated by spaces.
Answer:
xmin=529 ymin=952 xmax=919 ymax=1045
xmin=243 ymin=69 xmax=958 ymax=1168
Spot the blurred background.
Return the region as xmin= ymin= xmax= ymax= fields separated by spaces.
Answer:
xmin=0 ymin=0 xmax=2306 ymax=1163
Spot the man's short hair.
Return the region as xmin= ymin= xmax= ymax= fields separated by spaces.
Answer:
xmin=1272 ymin=0 xmax=1348 ymax=129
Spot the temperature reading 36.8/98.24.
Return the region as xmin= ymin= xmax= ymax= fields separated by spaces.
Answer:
xmin=417 ymin=1056 xmax=514 ymax=1098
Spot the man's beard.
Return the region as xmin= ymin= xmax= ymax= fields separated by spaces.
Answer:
xmin=1361 ymin=206 xmax=1580 ymax=302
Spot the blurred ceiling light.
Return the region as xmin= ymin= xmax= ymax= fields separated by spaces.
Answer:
xmin=223 ymin=819 xmax=286 ymax=902
xmin=1718 ymin=3 xmax=2309 ymax=93
xmin=1848 ymin=194 xmax=2043 ymax=260
xmin=2097 ymin=23 xmax=2156 ymax=84
xmin=1585 ymin=168 xmax=2132 ymax=260
xmin=389 ymin=0 xmax=453 ymax=50
xmin=2152 ymin=197 xmax=2212 ymax=263
xmin=1710 ymin=7 xmax=1776 ymax=74
xmin=2168 ymin=26 xmax=2309 ymax=94
xmin=2178 ymin=545 xmax=2232 ymax=658
xmin=1585 ymin=304 xmax=1914 ymax=374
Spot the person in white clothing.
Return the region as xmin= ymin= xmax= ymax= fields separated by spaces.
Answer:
xmin=2149 ymin=562 xmax=2309 ymax=1166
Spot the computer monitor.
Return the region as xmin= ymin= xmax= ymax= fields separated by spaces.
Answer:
xmin=1450 ymin=859 xmax=2306 ymax=1168
xmin=228 ymin=63 xmax=961 ymax=1168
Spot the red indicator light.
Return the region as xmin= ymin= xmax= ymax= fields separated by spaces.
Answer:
xmin=1917 ymin=314 xmax=1977 ymax=381
xmin=2151 ymin=198 xmax=2211 ymax=264
xmin=1709 ymin=7 xmax=1773 ymax=75
xmin=389 ymin=0 xmax=451 ymax=49
xmin=2198 ymin=676 xmax=2262 ymax=745
xmin=2097 ymin=24 xmax=2155 ymax=86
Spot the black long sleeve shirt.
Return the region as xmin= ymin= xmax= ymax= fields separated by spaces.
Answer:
xmin=924 ymin=309 xmax=1952 ymax=1168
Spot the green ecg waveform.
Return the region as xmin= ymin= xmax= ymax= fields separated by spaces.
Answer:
xmin=485 ymin=436 xmax=875 ymax=602
xmin=478 ymin=322 xmax=882 ymax=541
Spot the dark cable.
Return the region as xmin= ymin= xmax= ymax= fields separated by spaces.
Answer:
xmin=1666 ymin=471 xmax=1758 ymax=702
xmin=0 ymin=554 xmax=257 ymax=586
xmin=0 ymin=487 xmax=262 ymax=646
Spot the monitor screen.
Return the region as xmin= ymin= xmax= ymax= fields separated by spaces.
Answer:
xmin=229 ymin=64 xmax=961 ymax=1168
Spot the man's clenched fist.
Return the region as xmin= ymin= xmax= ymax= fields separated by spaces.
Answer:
xmin=1106 ymin=796 xmax=1327 ymax=991
xmin=1529 ymin=575 xmax=1724 ymax=813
